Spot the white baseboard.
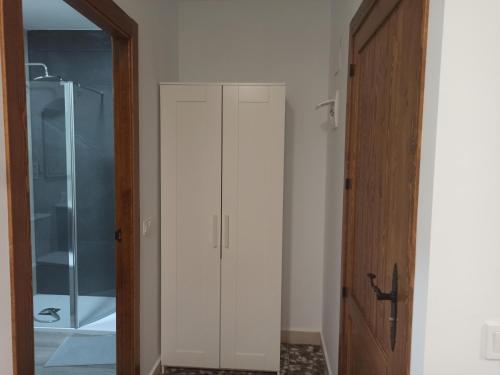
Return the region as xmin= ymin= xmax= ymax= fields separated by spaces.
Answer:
xmin=320 ymin=331 xmax=332 ymax=375
xmin=148 ymin=358 xmax=162 ymax=375
xmin=281 ymin=330 xmax=322 ymax=345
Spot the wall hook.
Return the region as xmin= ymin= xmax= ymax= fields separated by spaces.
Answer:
xmin=315 ymin=90 xmax=340 ymax=129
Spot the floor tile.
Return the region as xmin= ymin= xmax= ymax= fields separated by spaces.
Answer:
xmin=165 ymin=344 xmax=327 ymax=375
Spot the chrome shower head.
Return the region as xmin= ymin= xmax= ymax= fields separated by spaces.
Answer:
xmin=33 ymin=74 xmax=62 ymax=82
xmin=26 ymin=62 xmax=61 ymax=82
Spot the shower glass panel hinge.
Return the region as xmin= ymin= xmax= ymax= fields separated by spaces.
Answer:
xmin=115 ymin=229 xmax=122 ymax=242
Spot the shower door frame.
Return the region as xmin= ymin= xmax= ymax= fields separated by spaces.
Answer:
xmin=27 ymin=79 xmax=81 ymax=329
xmin=0 ymin=1 xmax=140 ymax=374
xmin=62 ymin=80 xmax=79 ymax=329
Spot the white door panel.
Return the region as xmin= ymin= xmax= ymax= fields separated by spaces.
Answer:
xmin=161 ymin=85 xmax=222 ymax=369
xmin=220 ymin=85 xmax=285 ymax=372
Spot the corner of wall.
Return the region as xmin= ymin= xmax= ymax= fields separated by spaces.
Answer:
xmin=410 ymin=0 xmax=445 ymax=373
xmin=320 ymin=1 xmax=362 ymax=374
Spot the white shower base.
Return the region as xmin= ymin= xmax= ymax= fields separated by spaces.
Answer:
xmin=33 ymin=294 xmax=116 ymax=332
xmin=79 ymin=312 xmax=115 ymax=332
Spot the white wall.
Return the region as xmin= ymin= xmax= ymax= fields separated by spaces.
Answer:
xmin=410 ymin=0 xmax=445 ymax=373
xmin=0 ymin=1 xmax=178 ymax=375
xmin=112 ymin=1 xmax=178 ymax=373
xmin=177 ymin=0 xmax=331 ymax=333
xmin=414 ymin=0 xmax=500 ymax=373
xmin=321 ymin=0 xmax=361 ymax=373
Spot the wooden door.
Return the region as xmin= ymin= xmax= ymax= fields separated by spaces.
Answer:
xmin=340 ymin=0 xmax=428 ymax=374
xmin=161 ymin=84 xmax=222 ymax=368
xmin=220 ymin=85 xmax=285 ymax=372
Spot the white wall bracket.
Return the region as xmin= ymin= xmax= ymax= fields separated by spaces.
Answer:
xmin=316 ymin=90 xmax=340 ymax=129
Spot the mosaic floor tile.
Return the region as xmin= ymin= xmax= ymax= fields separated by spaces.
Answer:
xmin=165 ymin=344 xmax=327 ymax=375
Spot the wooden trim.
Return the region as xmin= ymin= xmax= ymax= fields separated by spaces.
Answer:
xmin=403 ymin=0 xmax=431 ymax=372
xmin=112 ymin=28 xmax=141 ymax=375
xmin=338 ymin=0 xmax=430 ymax=374
xmin=338 ymin=23 xmax=358 ymax=375
xmin=0 ymin=1 xmax=140 ymax=374
xmin=64 ymin=0 xmax=136 ymax=38
xmin=0 ymin=1 xmax=34 ymax=374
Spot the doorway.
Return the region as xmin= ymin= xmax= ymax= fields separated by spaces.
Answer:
xmin=339 ymin=0 xmax=429 ymax=374
xmin=0 ymin=0 xmax=139 ymax=374
xmin=26 ymin=25 xmax=116 ymax=374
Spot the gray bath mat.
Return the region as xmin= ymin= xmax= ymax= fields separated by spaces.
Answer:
xmin=45 ymin=334 xmax=116 ymax=367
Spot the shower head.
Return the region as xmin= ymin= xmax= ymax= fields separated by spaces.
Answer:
xmin=26 ymin=62 xmax=104 ymax=97
xmin=25 ymin=62 xmax=62 ymax=82
xmin=33 ymin=74 xmax=62 ymax=82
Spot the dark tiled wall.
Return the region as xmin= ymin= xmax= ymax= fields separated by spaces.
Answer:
xmin=28 ymin=30 xmax=115 ymax=297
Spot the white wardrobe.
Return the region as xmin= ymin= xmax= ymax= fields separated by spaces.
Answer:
xmin=160 ymin=83 xmax=285 ymax=372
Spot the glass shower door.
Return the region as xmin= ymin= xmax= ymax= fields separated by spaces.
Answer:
xmin=73 ymin=83 xmax=116 ymax=329
xmin=29 ymin=80 xmax=116 ymax=330
xmin=28 ymin=80 xmax=77 ymax=329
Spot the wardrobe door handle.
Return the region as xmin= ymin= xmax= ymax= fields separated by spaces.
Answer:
xmin=212 ymin=215 xmax=219 ymax=248
xmin=224 ymin=215 xmax=229 ymax=248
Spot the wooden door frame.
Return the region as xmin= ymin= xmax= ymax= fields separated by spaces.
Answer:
xmin=0 ymin=0 xmax=140 ymax=374
xmin=338 ymin=0 xmax=429 ymax=373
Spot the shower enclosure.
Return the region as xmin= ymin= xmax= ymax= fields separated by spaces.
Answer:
xmin=27 ymin=67 xmax=116 ymax=330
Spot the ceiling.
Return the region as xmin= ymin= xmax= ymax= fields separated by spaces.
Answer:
xmin=22 ymin=0 xmax=100 ymax=30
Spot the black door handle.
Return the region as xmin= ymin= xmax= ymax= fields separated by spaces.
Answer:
xmin=367 ymin=273 xmax=397 ymax=302
xmin=366 ymin=264 xmax=398 ymax=351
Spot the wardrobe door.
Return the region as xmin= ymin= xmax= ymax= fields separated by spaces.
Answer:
xmin=161 ymin=85 xmax=222 ymax=369
xmin=221 ymin=85 xmax=285 ymax=372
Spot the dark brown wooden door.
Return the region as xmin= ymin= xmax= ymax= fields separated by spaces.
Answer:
xmin=340 ymin=0 xmax=428 ymax=374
